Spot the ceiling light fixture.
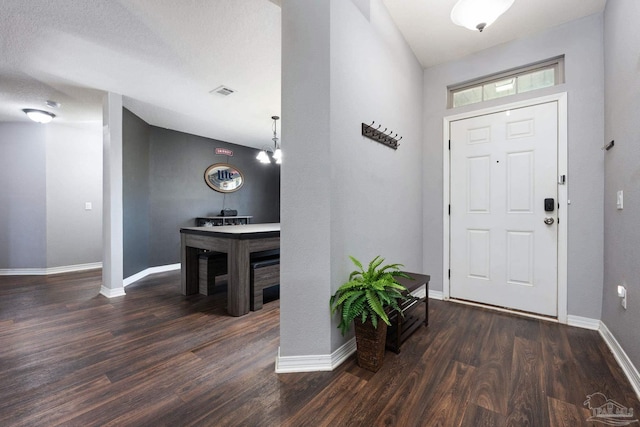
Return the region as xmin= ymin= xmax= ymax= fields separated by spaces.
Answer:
xmin=256 ymin=116 xmax=282 ymax=165
xmin=22 ymin=108 xmax=56 ymax=124
xmin=451 ymin=0 xmax=515 ymax=32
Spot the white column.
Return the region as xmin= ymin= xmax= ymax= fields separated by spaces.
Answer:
xmin=100 ymin=92 xmax=125 ymax=297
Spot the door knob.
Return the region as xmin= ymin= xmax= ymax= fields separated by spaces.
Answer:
xmin=544 ymin=217 xmax=555 ymax=225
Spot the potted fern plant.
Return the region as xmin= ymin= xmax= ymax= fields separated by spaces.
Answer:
xmin=330 ymin=255 xmax=410 ymax=372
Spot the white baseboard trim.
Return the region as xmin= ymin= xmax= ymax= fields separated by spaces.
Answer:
xmin=429 ymin=290 xmax=444 ymax=300
xmin=275 ymin=338 xmax=356 ymax=373
xmin=599 ymin=321 xmax=640 ymax=400
xmin=275 ymin=291 xmax=441 ymax=374
xmin=0 ymin=268 xmax=47 ymax=276
xmin=567 ymin=314 xmax=601 ymax=331
xmin=0 ymin=262 xmax=102 ymax=276
xmin=48 ymin=262 xmax=102 ymax=274
xmin=123 ymin=263 xmax=181 ymax=287
xmin=99 ymin=285 xmax=126 ymax=298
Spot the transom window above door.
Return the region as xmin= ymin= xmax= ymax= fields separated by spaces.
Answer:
xmin=448 ymin=57 xmax=564 ymax=108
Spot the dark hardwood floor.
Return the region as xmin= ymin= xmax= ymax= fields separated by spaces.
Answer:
xmin=0 ymin=270 xmax=638 ymax=426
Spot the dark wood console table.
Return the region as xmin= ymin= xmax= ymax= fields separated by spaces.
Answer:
xmin=386 ymin=272 xmax=430 ymax=353
xmin=180 ymin=223 xmax=280 ymax=316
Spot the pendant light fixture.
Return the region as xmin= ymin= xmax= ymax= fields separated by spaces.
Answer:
xmin=451 ymin=0 xmax=515 ymax=32
xmin=256 ymin=115 xmax=282 ymax=164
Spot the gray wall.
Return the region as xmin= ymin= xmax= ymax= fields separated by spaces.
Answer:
xmin=602 ymin=0 xmax=640 ymax=374
xmin=281 ymin=0 xmax=333 ymax=358
xmin=422 ymin=13 xmax=605 ymax=319
xmin=280 ymin=0 xmax=424 ymax=357
xmin=123 ymin=109 xmax=281 ymax=277
xmin=123 ymin=109 xmax=150 ymax=277
xmin=0 ymin=123 xmax=47 ymax=269
xmin=0 ymin=122 xmax=102 ymax=270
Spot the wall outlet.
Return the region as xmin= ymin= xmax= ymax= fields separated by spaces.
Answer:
xmin=618 ymin=285 xmax=627 ymax=309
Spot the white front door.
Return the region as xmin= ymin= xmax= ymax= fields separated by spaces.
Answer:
xmin=450 ymin=102 xmax=558 ymax=317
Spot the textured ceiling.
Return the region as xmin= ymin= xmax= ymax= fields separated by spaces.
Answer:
xmin=0 ymin=0 xmax=282 ymax=148
xmin=0 ymin=0 xmax=606 ymax=149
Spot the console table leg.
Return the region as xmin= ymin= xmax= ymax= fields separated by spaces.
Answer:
xmin=182 ymin=245 xmax=200 ymax=295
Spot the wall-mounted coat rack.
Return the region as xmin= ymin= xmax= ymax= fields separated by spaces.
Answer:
xmin=361 ymin=121 xmax=402 ymax=150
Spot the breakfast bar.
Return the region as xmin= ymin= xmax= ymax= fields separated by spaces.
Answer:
xmin=180 ymin=223 xmax=280 ymax=316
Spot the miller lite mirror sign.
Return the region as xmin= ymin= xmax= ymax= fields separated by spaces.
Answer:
xmin=204 ymin=163 xmax=244 ymax=193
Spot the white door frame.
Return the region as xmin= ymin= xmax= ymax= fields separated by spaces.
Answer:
xmin=443 ymin=93 xmax=568 ymax=324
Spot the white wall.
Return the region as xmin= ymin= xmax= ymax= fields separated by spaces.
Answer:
xmin=0 ymin=123 xmax=47 ymax=269
xmin=46 ymin=122 xmax=103 ymax=267
xmin=280 ymin=0 xmax=424 ymax=358
xmin=422 ymin=13 xmax=605 ymax=319
xmin=602 ymin=0 xmax=640 ymax=376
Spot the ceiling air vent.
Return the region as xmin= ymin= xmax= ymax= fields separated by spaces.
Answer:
xmin=210 ymin=85 xmax=236 ymax=96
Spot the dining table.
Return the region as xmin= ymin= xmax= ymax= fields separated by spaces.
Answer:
xmin=180 ymin=223 xmax=280 ymax=316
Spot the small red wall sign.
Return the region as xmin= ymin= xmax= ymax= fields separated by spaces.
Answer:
xmin=215 ymin=148 xmax=233 ymax=156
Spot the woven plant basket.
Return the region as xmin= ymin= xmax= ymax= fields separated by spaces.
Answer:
xmin=354 ymin=318 xmax=388 ymax=372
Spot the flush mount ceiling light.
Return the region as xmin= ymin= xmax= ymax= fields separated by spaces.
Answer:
xmin=256 ymin=116 xmax=282 ymax=165
xmin=451 ymin=0 xmax=515 ymax=32
xmin=22 ymin=109 xmax=56 ymax=124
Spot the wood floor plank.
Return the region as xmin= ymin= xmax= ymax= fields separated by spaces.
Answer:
xmin=593 ymin=331 xmax=640 ymax=408
xmin=450 ymin=305 xmax=494 ymax=367
xmin=565 ymin=326 xmax=630 ymax=404
xmin=505 ymin=336 xmax=550 ymax=427
xmin=511 ymin=313 xmax=542 ymax=341
xmin=469 ymin=313 xmax=515 ymax=416
xmin=324 ymin=322 xmax=440 ymax=425
xmin=1 ymin=270 xmax=638 ymax=426
xmin=539 ymin=321 xmax=588 ymax=407
xmin=20 ymin=352 xmax=203 ymax=427
xmin=547 ymin=396 xmax=591 ymax=427
xmin=460 ymin=403 xmax=505 ymax=427
xmin=269 ymin=368 xmax=351 ymax=422
xmin=280 ymin=371 xmax=368 ymax=427
xmin=369 ymin=303 xmax=463 ymax=427
xmin=414 ymin=360 xmax=476 ymax=427
xmin=0 ymin=375 xmax=113 ymax=427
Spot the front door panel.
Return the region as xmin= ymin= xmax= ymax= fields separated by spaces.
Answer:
xmin=450 ymin=102 xmax=558 ymax=317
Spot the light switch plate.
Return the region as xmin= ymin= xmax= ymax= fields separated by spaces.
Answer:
xmin=617 ymin=191 xmax=623 ymax=210
xmin=618 ymin=285 xmax=628 ymax=309
xmin=85 ymin=202 xmax=92 ymax=210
